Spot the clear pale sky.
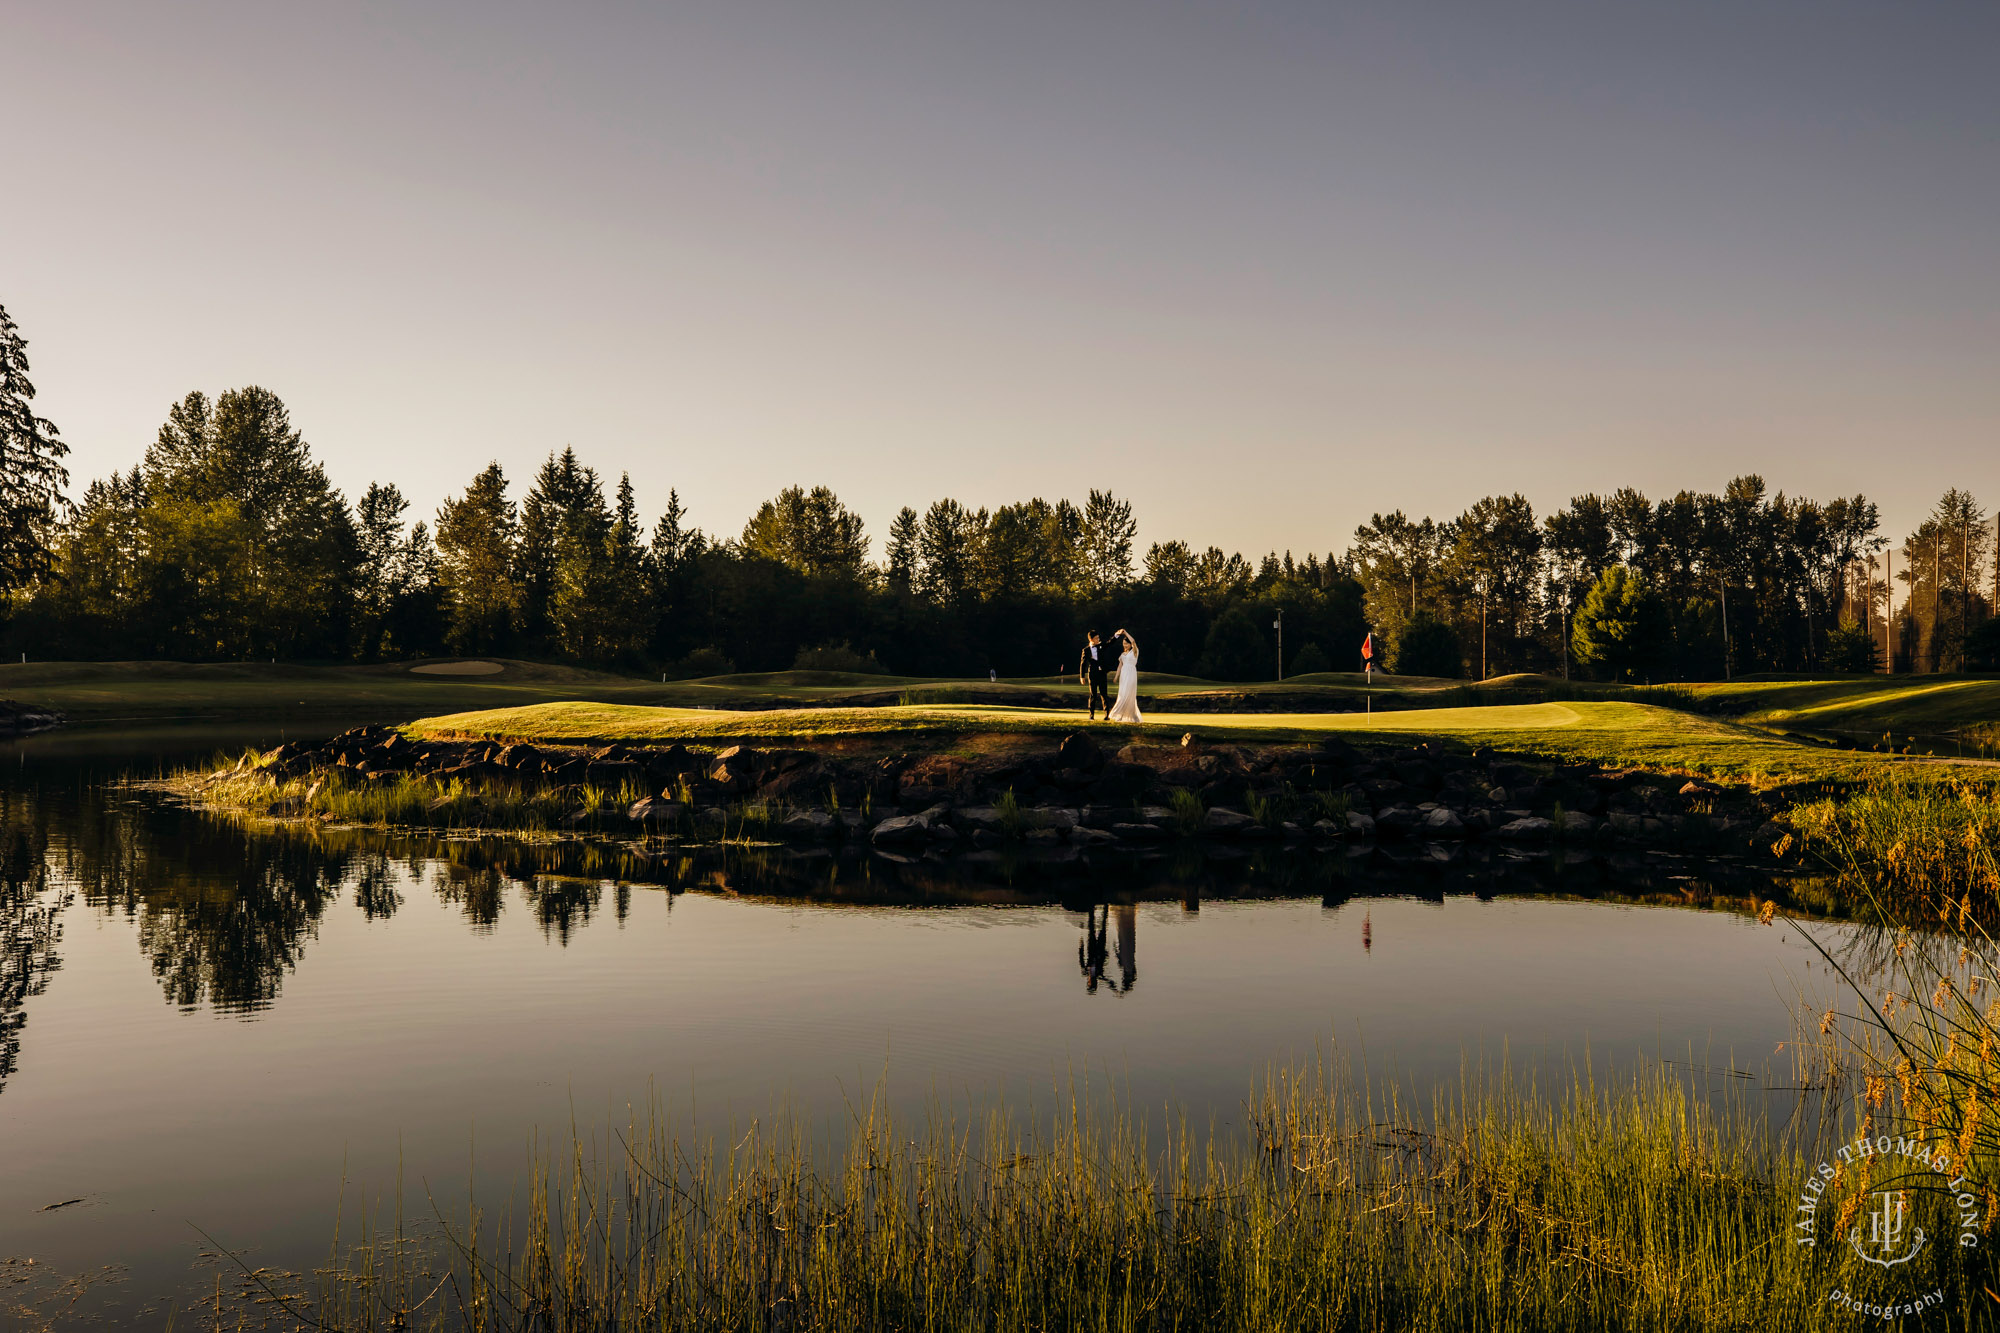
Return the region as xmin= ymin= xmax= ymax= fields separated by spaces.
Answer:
xmin=5 ymin=2 xmax=1995 ymax=560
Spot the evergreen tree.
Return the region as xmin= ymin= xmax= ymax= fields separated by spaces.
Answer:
xmin=1080 ymin=489 xmax=1136 ymax=593
xmin=355 ymin=482 xmax=410 ymax=658
xmin=1572 ymin=565 xmax=1667 ymax=682
xmin=0 ymin=303 xmax=70 ymax=593
xmin=916 ymin=499 xmax=985 ymax=607
xmin=435 ymin=463 xmax=519 ymax=653
xmin=740 ymin=485 xmax=869 ymax=579
xmin=884 ymin=506 xmax=920 ymax=595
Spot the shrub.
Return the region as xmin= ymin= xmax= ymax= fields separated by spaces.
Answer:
xmin=1287 ymin=642 xmax=1332 ymax=676
xmin=1824 ymin=617 xmax=1881 ymax=673
xmin=667 ymin=647 xmax=736 ymax=679
xmin=1197 ymin=606 xmax=1270 ymax=681
xmin=1393 ymin=613 xmax=1462 ymax=678
xmin=792 ymin=640 xmax=888 ymax=674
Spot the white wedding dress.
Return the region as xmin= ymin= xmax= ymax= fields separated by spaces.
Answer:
xmin=1108 ymin=648 xmax=1143 ymax=724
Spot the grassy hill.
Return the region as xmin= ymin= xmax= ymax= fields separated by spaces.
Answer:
xmin=403 ymin=698 xmax=1942 ymax=781
xmin=7 ymin=661 xmax=1993 ymax=761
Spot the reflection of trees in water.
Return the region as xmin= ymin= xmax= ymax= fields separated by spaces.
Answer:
xmin=1 ymin=794 xmax=72 ymax=1094
xmin=521 ymin=878 xmax=601 ymax=942
xmin=352 ymin=853 xmax=405 ymax=921
xmin=433 ymin=863 xmax=505 ymax=930
xmin=3 ymin=751 xmax=1844 ymax=1073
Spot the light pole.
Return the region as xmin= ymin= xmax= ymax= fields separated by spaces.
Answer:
xmin=1273 ymin=609 xmax=1284 ymax=681
xmin=1718 ymin=578 xmax=1730 ymax=680
xmin=1561 ymin=583 xmax=1572 ymax=682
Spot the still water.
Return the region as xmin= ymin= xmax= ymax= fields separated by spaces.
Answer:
xmin=2 ymin=726 xmax=1856 ymax=1324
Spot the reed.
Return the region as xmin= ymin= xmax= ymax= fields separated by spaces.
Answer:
xmin=284 ymin=1064 xmax=1994 ymax=1332
xmin=1786 ymin=770 xmax=2000 ymax=921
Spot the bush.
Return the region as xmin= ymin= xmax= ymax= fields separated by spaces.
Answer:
xmin=1393 ymin=614 xmax=1462 ymax=678
xmin=1968 ymin=618 xmax=2000 ymax=672
xmin=667 ymin=647 xmax=736 ymax=679
xmin=1823 ymin=618 xmax=1881 ymax=673
xmin=1196 ymin=606 xmax=1270 ymax=681
xmin=791 ymin=641 xmax=887 ymax=674
xmin=1287 ymin=642 xmax=1332 ymax=676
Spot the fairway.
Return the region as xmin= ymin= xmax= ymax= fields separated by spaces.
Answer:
xmin=405 ymin=697 xmax=1917 ymax=779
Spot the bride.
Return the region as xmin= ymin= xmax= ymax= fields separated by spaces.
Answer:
xmin=1107 ymin=629 xmax=1143 ymax=724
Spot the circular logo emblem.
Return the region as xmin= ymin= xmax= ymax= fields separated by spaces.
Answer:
xmin=1794 ymin=1133 xmax=1983 ymax=1320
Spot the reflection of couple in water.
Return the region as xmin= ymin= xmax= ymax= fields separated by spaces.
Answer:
xmin=1079 ymin=903 xmax=1136 ymax=994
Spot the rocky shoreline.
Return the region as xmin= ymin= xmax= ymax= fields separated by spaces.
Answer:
xmin=0 ymin=699 xmax=65 ymax=736
xmin=222 ymin=724 xmax=1794 ymax=859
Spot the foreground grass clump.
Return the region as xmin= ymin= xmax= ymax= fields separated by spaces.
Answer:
xmin=287 ymin=1070 xmax=1992 ymax=1332
xmin=1787 ymin=772 xmax=2000 ymax=921
xmin=193 ymin=756 xmax=648 ymax=834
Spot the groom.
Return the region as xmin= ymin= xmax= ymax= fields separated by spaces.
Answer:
xmin=1079 ymin=630 xmax=1112 ymax=720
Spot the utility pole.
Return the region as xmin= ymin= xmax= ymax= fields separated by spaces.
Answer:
xmin=1561 ymin=585 xmax=1572 ymax=682
xmin=1719 ymin=579 xmax=1730 ymax=680
xmin=1274 ymin=609 xmax=1283 ymax=681
xmin=1884 ymin=549 xmax=1894 ymax=674
xmin=1934 ymin=532 xmax=1943 ymax=673
xmin=1480 ymin=580 xmax=1489 ymax=681
xmin=1962 ymin=517 xmax=1972 ymax=673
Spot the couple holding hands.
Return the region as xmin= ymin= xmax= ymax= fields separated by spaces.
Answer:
xmin=1079 ymin=629 xmax=1143 ymax=725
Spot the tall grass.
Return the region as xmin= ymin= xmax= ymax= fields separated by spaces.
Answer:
xmin=1786 ymin=770 xmax=2000 ymax=922
xmin=273 ymin=1063 xmax=1998 ymax=1332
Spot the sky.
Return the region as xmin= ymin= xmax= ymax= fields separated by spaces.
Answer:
xmin=4 ymin=1 xmax=1996 ymax=562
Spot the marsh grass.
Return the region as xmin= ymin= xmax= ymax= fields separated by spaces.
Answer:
xmin=283 ymin=1063 xmax=1995 ymax=1332
xmin=1787 ymin=771 xmax=2000 ymax=921
xmin=1167 ymin=787 xmax=1204 ymax=834
xmin=193 ymin=765 xmax=623 ymax=836
xmin=994 ymin=788 xmax=1024 ymax=839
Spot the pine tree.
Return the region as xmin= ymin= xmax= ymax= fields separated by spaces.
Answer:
xmin=0 ymin=303 xmax=71 ymax=592
xmin=435 ymin=463 xmax=519 ymax=653
xmin=884 ymin=506 xmax=920 ymax=595
xmin=1080 ymin=489 xmax=1136 ymax=593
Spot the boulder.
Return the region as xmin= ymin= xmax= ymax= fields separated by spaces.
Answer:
xmin=1056 ymin=732 xmax=1104 ymax=772
xmin=1345 ymin=810 xmax=1376 ymax=838
xmin=1201 ymin=807 xmax=1255 ymax=836
xmin=1373 ymin=805 xmax=1419 ymax=838
xmin=1110 ymin=822 xmax=1167 ymax=841
xmin=871 ymin=804 xmax=947 ymax=845
xmin=1496 ymin=816 xmax=1555 ymax=841
xmin=1556 ymin=811 xmax=1600 ymax=837
xmin=1418 ymin=807 xmax=1466 ymax=838
xmin=708 ymin=746 xmax=765 ymax=791
xmin=587 ymin=760 xmax=645 ymax=789
xmin=627 ymin=796 xmax=685 ymax=825
xmin=643 ymin=744 xmax=701 ymax=779
xmin=1072 ymin=826 xmax=1118 ymax=847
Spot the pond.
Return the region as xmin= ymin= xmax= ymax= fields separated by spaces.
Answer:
xmin=1 ymin=725 xmax=1862 ymax=1326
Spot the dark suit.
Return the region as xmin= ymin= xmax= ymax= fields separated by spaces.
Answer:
xmin=1079 ymin=640 xmax=1111 ymax=717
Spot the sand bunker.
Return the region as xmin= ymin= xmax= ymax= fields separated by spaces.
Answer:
xmin=409 ymin=660 xmax=505 ymax=676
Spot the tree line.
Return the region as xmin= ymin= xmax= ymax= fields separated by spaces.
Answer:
xmin=0 ymin=308 xmax=1993 ymax=680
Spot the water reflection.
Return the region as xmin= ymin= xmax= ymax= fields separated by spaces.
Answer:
xmin=1 ymin=791 xmax=71 ymax=1094
xmin=1079 ymin=904 xmax=1138 ymax=994
xmin=0 ymin=726 xmax=1852 ymax=1099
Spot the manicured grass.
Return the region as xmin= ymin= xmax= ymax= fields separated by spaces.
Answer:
xmin=1684 ymin=675 xmax=2000 ymax=738
xmin=0 ymin=659 xmax=1602 ymax=724
xmin=405 ymin=698 xmax=1942 ymax=780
